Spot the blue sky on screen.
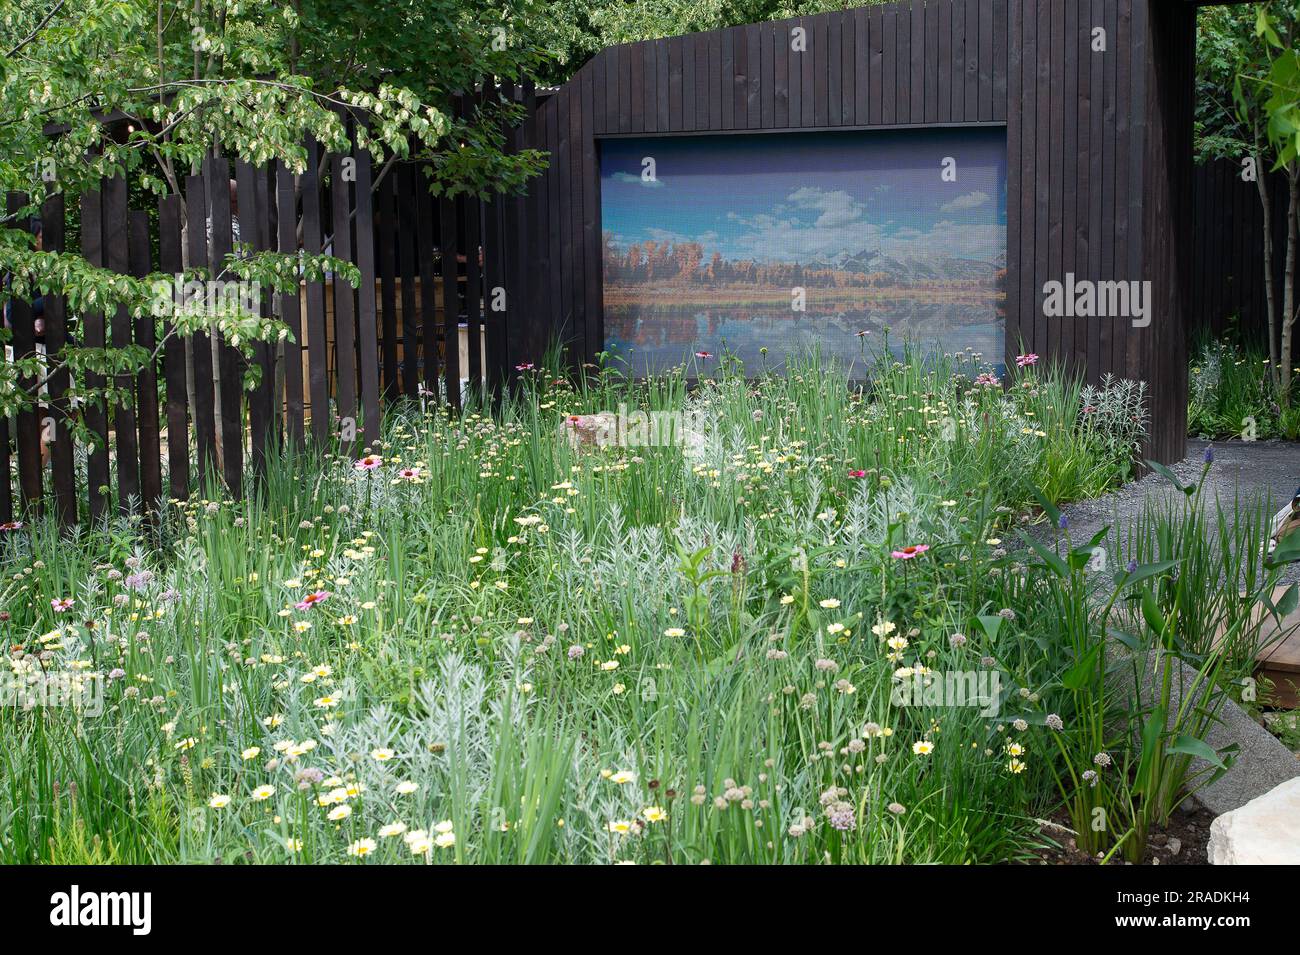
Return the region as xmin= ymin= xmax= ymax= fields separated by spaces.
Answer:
xmin=600 ymin=127 xmax=1007 ymax=267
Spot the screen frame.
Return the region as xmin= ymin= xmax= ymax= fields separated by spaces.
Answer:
xmin=594 ymin=121 xmax=1011 ymax=380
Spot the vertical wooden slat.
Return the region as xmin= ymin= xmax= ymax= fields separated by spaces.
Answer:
xmin=330 ymin=150 xmax=358 ymax=457
xmin=205 ymin=156 xmax=243 ymax=495
xmin=375 ymin=165 xmax=399 ymax=399
xmin=275 ymin=161 xmax=305 ymax=447
xmin=237 ymin=159 xmax=273 ymax=474
xmin=103 ymin=177 xmax=140 ymax=512
xmin=184 ymin=175 xmax=216 ymax=482
xmin=300 ymin=142 xmax=330 ymax=447
xmin=158 ymin=193 xmax=190 ymax=501
xmin=440 ymin=193 xmax=462 ymax=408
xmin=1005 ymin=0 xmax=1022 ymax=364
xmin=43 ymin=191 xmax=77 ymax=525
xmin=6 ymin=193 xmax=42 ymax=516
xmin=352 ymin=139 xmax=382 ymax=444
xmin=129 ymin=210 xmax=163 ymax=512
xmin=417 ymin=175 xmax=440 ymax=398
xmin=465 ymin=190 xmax=484 ymax=397
xmin=396 ymin=163 xmax=420 ymax=399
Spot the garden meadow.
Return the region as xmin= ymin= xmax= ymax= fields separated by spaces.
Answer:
xmin=1 ymin=346 xmax=1285 ymax=865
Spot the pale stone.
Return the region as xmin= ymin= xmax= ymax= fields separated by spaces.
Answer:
xmin=1208 ymin=777 xmax=1300 ymax=864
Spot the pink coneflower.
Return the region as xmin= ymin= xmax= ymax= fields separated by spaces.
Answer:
xmin=974 ymin=372 xmax=1000 ymax=387
xmin=295 ymin=590 xmax=331 ymax=611
xmin=890 ymin=544 xmax=930 ymax=560
xmin=51 ymin=598 xmax=74 ymax=613
xmin=694 ymin=350 xmax=713 ymax=360
xmin=1082 ymin=405 xmax=1097 ymax=414
xmin=847 ymin=469 xmax=867 ymax=479
xmin=1015 ymin=353 xmax=1039 ymax=368
xmin=856 ymin=329 xmax=870 ymax=338
xmin=515 ymin=362 xmax=535 ymax=371
xmin=398 ymin=467 xmax=421 ymax=481
xmin=0 ymin=521 xmax=23 ymax=532
xmin=354 ymin=454 xmax=382 ymax=471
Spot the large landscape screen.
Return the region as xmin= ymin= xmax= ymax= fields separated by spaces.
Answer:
xmin=599 ymin=127 xmax=1007 ymax=376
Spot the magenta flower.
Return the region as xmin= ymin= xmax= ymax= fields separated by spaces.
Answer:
xmin=847 ymin=469 xmax=867 ymax=479
xmin=0 ymin=521 xmax=23 ymax=532
xmin=890 ymin=544 xmax=930 ymax=560
xmin=1015 ymin=353 xmax=1039 ymax=368
xmin=694 ymin=350 xmax=714 ymax=360
xmin=398 ymin=467 xmax=421 ymax=481
xmin=515 ymin=362 xmax=535 ymax=371
xmin=354 ymin=454 xmax=383 ymax=471
xmin=974 ymin=372 xmax=1000 ymax=387
xmin=295 ymin=590 xmax=331 ymax=611
xmin=51 ymin=597 xmax=74 ymax=612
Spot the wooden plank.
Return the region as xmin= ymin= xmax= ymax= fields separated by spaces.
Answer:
xmin=663 ymin=36 xmax=676 ymax=133
xmin=993 ymin=0 xmax=1008 ymax=121
xmin=417 ymin=171 xmax=439 ymax=400
xmin=440 ymin=193 xmax=462 ymax=408
xmin=351 ymin=144 xmax=381 ymax=445
xmin=980 ymin=0 xmax=994 ymax=120
xmin=1034 ymin=0 xmax=1051 ymax=362
xmin=567 ymin=83 xmax=586 ymax=370
xmin=158 ymin=193 xmax=190 ymax=501
xmin=375 ymin=162 xmax=399 ymax=400
xmin=897 ymin=2 xmax=911 ymax=124
xmin=276 ymin=161 xmax=305 ymax=446
xmin=5 ymin=193 xmax=42 ymax=516
xmin=581 ymin=63 xmax=602 ymax=366
xmin=1047 ymin=0 xmax=1064 ymax=371
xmin=777 ymin=18 xmax=792 ymax=127
xmin=619 ymin=41 xmax=633 ymax=133
xmin=300 ymin=143 xmax=330 ymax=445
xmin=912 ymin=0 xmax=926 ymax=124
xmin=788 ymin=18 xmax=802 ymax=126
xmin=816 ymin=16 xmax=826 ymax=127
xmin=205 ymin=155 xmax=243 ymax=496
xmin=184 ymin=175 xmax=216 ymax=482
xmin=801 ymin=19 xmax=815 ymax=126
xmin=396 ymin=163 xmax=419 ymax=399
xmin=747 ymin=23 xmax=762 ymax=129
xmin=129 ymin=210 xmax=163 ymax=512
xmin=1005 ymin=0 xmax=1022 ymax=362
xmin=763 ymin=22 xmax=777 ymax=129
xmin=854 ymin=7 xmax=869 ymax=125
xmin=694 ymin=31 xmax=710 ymax=130
xmin=681 ymin=34 xmax=696 ymax=132
xmin=42 ymin=190 xmax=78 ymax=524
xmin=829 ymin=16 xmax=843 ymax=126
xmin=1087 ymin=0 xmax=1104 ymax=385
xmin=1113 ymin=0 xmax=1131 ymax=381
xmin=965 ymin=0 xmax=979 ymax=121
xmin=1017 ymin=1 xmax=1037 ymax=364
xmin=1066 ymin=0 xmax=1086 ymax=374
xmin=236 ymin=159 xmax=273 ymax=475
xmin=937 ymin=0 xmax=950 ymax=124
xmin=465 ymin=190 xmax=484 ymax=395
xmin=630 ymin=41 xmax=645 ymax=134
xmin=882 ymin=7 xmax=896 ymax=125
xmin=330 ymin=151 xmax=358 ymax=457
xmin=104 ymin=176 xmax=140 ymax=512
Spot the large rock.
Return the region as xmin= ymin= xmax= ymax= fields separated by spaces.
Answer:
xmin=1120 ymin=652 xmax=1300 ymax=815
xmin=1208 ymin=777 xmax=1300 ymax=864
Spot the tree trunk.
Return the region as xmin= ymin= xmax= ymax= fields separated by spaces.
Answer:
xmin=1283 ymin=163 xmax=1300 ymax=395
xmin=1256 ymin=155 xmax=1280 ymax=380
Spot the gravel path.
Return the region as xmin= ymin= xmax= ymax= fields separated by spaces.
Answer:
xmin=1028 ymin=439 xmax=1300 ymax=585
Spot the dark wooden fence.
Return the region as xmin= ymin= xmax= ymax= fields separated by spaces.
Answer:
xmin=3 ymin=100 xmax=505 ymax=527
xmin=1190 ymin=156 xmax=1289 ymax=350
